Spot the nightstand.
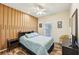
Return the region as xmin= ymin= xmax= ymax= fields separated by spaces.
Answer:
xmin=7 ymin=39 xmax=19 ymax=51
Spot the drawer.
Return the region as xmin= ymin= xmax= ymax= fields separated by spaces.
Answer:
xmin=62 ymin=46 xmax=78 ymax=55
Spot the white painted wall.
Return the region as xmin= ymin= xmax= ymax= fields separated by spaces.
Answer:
xmin=70 ymin=4 xmax=79 ymax=17
xmin=38 ymin=11 xmax=70 ymax=43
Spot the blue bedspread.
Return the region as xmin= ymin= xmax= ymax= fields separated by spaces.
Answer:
xmin=19 ymin=35 xmax=54 ymax=55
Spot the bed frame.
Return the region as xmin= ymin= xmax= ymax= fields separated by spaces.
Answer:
xmin=18 ymin=31 xmax=54 ymax=55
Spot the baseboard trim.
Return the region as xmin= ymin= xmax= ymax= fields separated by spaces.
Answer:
xmin=0 ymin=48 xmax=7 ymax=52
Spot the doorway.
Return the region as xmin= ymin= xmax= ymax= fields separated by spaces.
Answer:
xmin=43 ymin=23 xmax=52 ymax=37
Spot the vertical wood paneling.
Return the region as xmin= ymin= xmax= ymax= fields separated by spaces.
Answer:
xmin=22 ymin=13 xmax=23 ymax=32
xmin=17 ymin=11 xmax=19 ymax=29
xmin=3 ymin=5 xmax=7 ymax=46
xmin=18 ymin=11 xmax=20 ymax=32
xmin=14 ymin=10 xmax=17 ymax=27
xmin=0 ymin=4 xmax=38 ymax=50
xmin=1 ymin=29 xmax=7 ymax=49
xmin=23 ymin=14 xmax=25 ymax=28
xmin=10 ymin=8 xmax=13 ymax=39
xmin=12 ymin=8 xmax=15 ymax=38
xmin=0 ymin=4 xmax=3 ymax=50
xmin=6 ymin=7 xmax=9 ymax=41
xmin=8 ymin=7 xmax=12 ymax=40
xmin=8 ymin=7 xmax=12 ymax=26
xmin=12 ymin=8 xmax=15 ymax=27
xmin=3 ymin=5 xmax=7 ymax=49
xmin=0 ymin=4 xmax=1 ymax=49
xmin=0 ymin=4 xmax=3 ymax=26
xmin=3 ymin=5 xmax=8 ymax=26
xmin=16 ymin=10 xmax=18 ymax=37
xmin=16 ymin=11 xmax=18 ymax=33
xmin=13 ymin=9 xmax=16 ymax=38
xmin=14 ymin=10 xmax=17 ymax=38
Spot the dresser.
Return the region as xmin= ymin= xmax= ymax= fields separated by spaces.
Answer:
xmin=62 ymin=45 xmax=78 ymax=55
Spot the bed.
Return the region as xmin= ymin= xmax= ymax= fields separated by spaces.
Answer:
xmin=18 ymin=31 xmax=54 ymax=55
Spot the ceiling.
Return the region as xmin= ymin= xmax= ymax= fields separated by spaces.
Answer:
xmin=4 ymin=3 xmax=71 ymax=18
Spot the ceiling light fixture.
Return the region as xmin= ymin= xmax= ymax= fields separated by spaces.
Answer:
xmin=33 ymin=4 xmax=46 ymax=15
xmin=36 ymin=11 xmax=46 ymax=15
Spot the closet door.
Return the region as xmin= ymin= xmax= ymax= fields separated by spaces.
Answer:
xmin=4 ymin=5 xmax=8 ymax=41
xmin=17 ymin=11 xmax=21 ymax=32
xmin=20 ymin=12 xmax=23 ymax=32
xmin=14 ymin=10 xmax=17 ymax=38
xmin=11 ymin=8 xmax=15 ymax=39
xmin=10 ymin=8 xmax=13 ymax=39
xmin=13 ymin=9 xmax=16 ymax=38
xmin=3 ymin=5 xmax=8 ymax=49
xmin=0 ymin=4 xmax=4 ymax=50
xmin=16 ymin=10 xmax=18 ymax=38
xmin=0 ymin=4 xmax=7 ymax=50
xmin=6 ymin=7 xmax=10 ymax=40
xmin=8 ymin=7 xmax=12 ymax=40
xmin=22 ymin=13 xmax=24 ymax=32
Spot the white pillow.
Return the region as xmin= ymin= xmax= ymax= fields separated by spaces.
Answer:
xmin=32 ymin=32 xmax=39 ymax=36
xmin=25 ymin=33 xmax=32 ymax=38
xmin=25 ymin=32 xmax=39 ymax=38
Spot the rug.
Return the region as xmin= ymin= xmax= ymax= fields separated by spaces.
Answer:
xmin=0 ymin=43 xmax=62 ymax=55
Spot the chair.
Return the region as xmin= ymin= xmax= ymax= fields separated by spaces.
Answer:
xmin=59 ymin=35 xmax=71 ymax=46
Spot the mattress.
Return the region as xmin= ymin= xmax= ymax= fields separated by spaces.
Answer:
xmin=19 ymin=35 xmax=54 ymax=55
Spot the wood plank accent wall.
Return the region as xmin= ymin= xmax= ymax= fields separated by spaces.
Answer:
xmin=0 ymin=4 xmax=38 ymax=50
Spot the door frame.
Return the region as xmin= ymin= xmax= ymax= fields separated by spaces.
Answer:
xmin=43 ymin=22 xmax=52 ymax=36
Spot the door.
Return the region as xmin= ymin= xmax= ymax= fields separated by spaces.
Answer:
xmin=43 ymin=23 xmax=52 ymax=36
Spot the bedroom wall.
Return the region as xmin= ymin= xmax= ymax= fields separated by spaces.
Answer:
xmin=38 ymin=11 xmax=70 ymax=43
xmin=0 ymin=4 xmax=38 ymax=50
xmin=70 ymin=3 xmax=79 ymax=44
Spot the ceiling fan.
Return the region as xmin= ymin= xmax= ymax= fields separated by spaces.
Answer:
xmin=33 ymin=4 xmax=46 ymax=15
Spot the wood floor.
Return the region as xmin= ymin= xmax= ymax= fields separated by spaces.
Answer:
xmin=0 ymin=43 xmax=62 ymax=55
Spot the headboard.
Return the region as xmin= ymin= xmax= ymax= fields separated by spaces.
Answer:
xmin=18 ymin=31 xmax=34 ymax=39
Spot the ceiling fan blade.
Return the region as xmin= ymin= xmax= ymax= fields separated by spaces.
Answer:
xmin=35 ymin=3 xmax=44 ymax=9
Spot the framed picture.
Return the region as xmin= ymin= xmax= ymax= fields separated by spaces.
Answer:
xmin=39 ymin=23 xmax=42 ymax=28
xmin=57 ymin=21 xmax=62 ymax=28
